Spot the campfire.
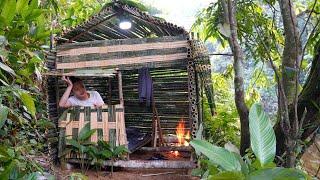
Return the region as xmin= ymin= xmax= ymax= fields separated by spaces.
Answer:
xmin=171 ymin=119 xmax=190 ymax=157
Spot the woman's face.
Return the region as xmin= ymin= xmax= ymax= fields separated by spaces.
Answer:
xmin=72 ymin=82 xmax=88 ymax=100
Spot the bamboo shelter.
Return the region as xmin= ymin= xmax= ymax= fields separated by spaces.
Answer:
xmin=45 ymin=1 xmax=215 ymax=168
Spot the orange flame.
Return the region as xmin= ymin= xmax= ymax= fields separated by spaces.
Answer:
xmin=176 ymin=119 xmax=190 ymax=147
xmin=176 ymin=119 xmax=185 ymax=146
xmin=185 ymin=130 xmax=190 ymax=140
xmin=174 ymin=151 xmax=179 ymax=157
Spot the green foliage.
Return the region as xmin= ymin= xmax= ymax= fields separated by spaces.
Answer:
xmin=67 ymin=172 xmax=88 ymax=180
xmin=190 ymin=103 xmax=309 ymax=179
xmin=249 ymin=103 xmax=276 ymax=167
xmin=0 ymin=104 xmax=9 ymax=129
xmin=96 ymin=140 xmax=129 ymax=175
xmin=20 ymin=92 xmax=36 ymax=118
xmin=57 ymin=0 xmax=107 ymax=28
xmin=62 ymin=124 xmax=129 ymax=175
xmin=190 ymin=140 xmax=241 ymax=171
xmin=203 ymin=73 xmax=240 ymax=146
xmin=247 ymin=167 xmax=308 ymax=180
xmin=209 ymin=171 xmax=246 ymax=180
xmin=0 ymin=0 xmax=54 ymax=178
xmin=63 ymin=123 xmax=96 ymax=172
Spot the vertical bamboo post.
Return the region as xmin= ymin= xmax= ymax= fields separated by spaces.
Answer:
xmin=118 ymin=71 xmax=124 ymax=106
xmin=117 ymin=70 xmax=129 ymax=159
xmin=108 ymin=77 xmax=112 ymax=106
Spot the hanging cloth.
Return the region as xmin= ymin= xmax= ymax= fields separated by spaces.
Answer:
xmin=138 ymin=67 xmax=153 ymax=107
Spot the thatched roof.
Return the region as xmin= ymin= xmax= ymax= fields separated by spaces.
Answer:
xmin=57 ymin=1 xmax=188 ymax=44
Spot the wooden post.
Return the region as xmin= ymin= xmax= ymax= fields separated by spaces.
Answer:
xmin=152 ymin=95 xmax=164 ymax=147
xmin=108 ymin=77 xmax=112 ymax=106
xmin=118 ymin=71 xmax=124 ymax=106
xmin=117 ymin=71 xmax=128 ymax=158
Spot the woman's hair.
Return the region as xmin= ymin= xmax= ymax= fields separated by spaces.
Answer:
xmin=69 ymin=76 xmax=82 ymax=84
xmin=69 ymin=77 xmax=86 ymax=90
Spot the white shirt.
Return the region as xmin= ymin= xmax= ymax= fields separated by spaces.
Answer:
xmin=67 ymin=91 xmax=104 ymax=107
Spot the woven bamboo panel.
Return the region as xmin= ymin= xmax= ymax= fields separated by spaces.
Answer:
xmin=56 ymin=53 xmax=187 ymax=69
xmin=56 ymin=36 xmax=189 ymax=70
xmin=58 ymin=105 xmax=127 ymax=146
xmin=57 ymin=40 xmax=188 ymax=57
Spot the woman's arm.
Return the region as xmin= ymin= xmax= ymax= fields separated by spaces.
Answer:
xmin=58 ymin=76 xmax=73 ymax=108
xmin=93 ymin=91 xmax=105 ymax=108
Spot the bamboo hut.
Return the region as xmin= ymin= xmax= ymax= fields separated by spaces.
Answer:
xmin=45 ymin=1 xmax=215 ymax=168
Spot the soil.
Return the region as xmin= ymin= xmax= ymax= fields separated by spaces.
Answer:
xmin=53 ymin=146 xmax=195 ymax=179
xmin=53 ymin=166 xmax=199 ymax=180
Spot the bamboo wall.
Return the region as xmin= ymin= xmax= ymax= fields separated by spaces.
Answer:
xmin=45 ymin=50 xmax=59 ymax=163
xmin=53 ymin=68 xmax=190 ymax=135
xmin=55 ymin=35 xmax=189 ymax=70
xmin=45 ymin=35 xmax=215 ymax=161
xmin=122 ymin=67 xmax=190 ymax=134
xmin=52 ymin=35 xmax=192 ymax=135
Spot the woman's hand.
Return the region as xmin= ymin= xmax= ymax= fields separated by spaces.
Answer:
xmin=62 ymin=76 xmax=73 ymax=88
xmin=59 ymin=76 xmax=73 ymax=108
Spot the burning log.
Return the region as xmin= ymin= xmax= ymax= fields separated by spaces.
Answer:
xmin=176 ymin=119 xmax=191 ymax=146
xmin=140 ymin=146 xmax=192 ymax=152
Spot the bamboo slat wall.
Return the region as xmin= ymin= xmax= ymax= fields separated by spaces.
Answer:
xmin=44 ymin=0 xmax=216 ymax=166
xmin=122 ymin=68 xmax=190 ymax=134
xmin=54 ymin=68 xmax=190 ymax=135
xmin=55 ymin=36 xmax=189 ymax=70
xmin=190 ymin=40 xmax=216 ymax=116
xmin=45 ymin=50 xmax=59 ymax=163
xmin=46 ymin=34 xmax=215 ymax=162
xmin=51 ymin=36 xmax=191 ymax=135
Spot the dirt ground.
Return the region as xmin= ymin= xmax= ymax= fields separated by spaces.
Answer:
xmin=53 ymin=148 xmax=196 ymax=179
xmin=53 ymin=166 xmax=199 ymax=180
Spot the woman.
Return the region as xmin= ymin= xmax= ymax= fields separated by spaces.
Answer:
xmin=58 ymin=76 xmax=104 ymax=108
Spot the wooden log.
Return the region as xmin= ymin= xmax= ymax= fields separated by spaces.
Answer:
xmin=139 ymin=146 xmax=192 ymax=152
xmin=102 ymin=160 xmax=196 ymax=169
xmin=67 ymin=159 xmax=196 ymax=169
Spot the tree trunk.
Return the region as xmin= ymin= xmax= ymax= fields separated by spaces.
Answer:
xmin=276 ymin=40 xmax=320 ymax=162
xmin=221 ymin=0 xmax=250 ymax=155
xmin=277 ymin=0 xmax=303 ymax=167
xmin=278 ymin=0 xmax=302 ymax=104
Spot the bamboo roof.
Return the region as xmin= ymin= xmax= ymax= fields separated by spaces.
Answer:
xmin=57 ymin=1 xmax=188 ymax=44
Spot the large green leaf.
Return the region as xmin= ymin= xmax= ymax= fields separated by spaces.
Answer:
xmin=190 ymin=140 xmax=241 ymax=171
xmin=113 ymin=145 xmax=130 ymax=156
xmin=0 ymin=0 xmax=16 ymax=24
xmin=208 ymin=171 xmax=245 ymax=180
xmin=100 ymin=150 xmax=112 ymax=159
xmin=0 ymin=104 xmax=9 ymax=129
xmin=78 ymin=123 xmax=96 ymax=142
xmin=247 ymin=167 xmax=308 ymax=180
xmin=0 ymin=160 xmax=16 ymax=180
xmin=20 ymin=92 xmax=36 ymax=118
xmin=16 ymin=0 xmax=29 ymax=14
xmin=66 ymin=139 xmax=81 ymax=150
xmin=0 ymin=62 xmax=16 ymax=76
xmin=249 ymin=103 xmax=276 ymax=167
